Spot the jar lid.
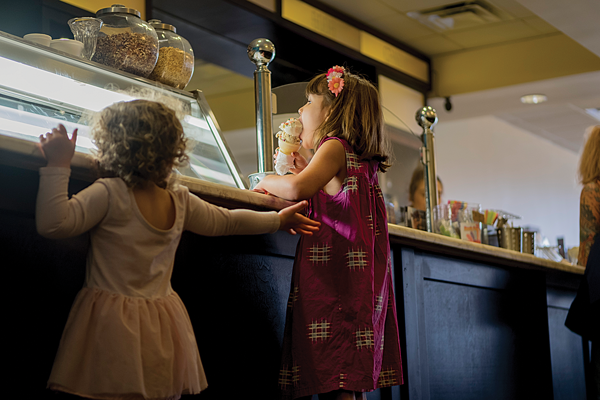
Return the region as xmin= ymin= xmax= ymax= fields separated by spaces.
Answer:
xmin=148 ymin=19 xmax=176 ymax=33
xmin=96 ymin=4 xmax=141 ymax=18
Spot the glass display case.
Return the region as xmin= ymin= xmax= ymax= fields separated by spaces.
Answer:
xmin=0 ymin=30 xmax=246 ymax=189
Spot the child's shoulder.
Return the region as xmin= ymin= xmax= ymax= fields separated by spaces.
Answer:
xmin=322 ymin=136 xmax=350 ymax=151
xmin=169 ymin=183 xmax=190 ymax=199
xmin=95 ymin=177 xmax=127 ymax=191
xmin=95 ymin=178 xmax=190 ymax=199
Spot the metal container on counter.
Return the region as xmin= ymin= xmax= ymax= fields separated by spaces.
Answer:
xmin=147 ymin=19 xmax=194 ymax=89
xmin=498 ymin=227 xmax=523 ymax=252
xmin=522 ymin=231 xmax=536 ymax=255
xmin=92 ymin=4 xmax=158 ymax=77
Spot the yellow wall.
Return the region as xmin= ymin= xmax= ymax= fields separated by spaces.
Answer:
xmin=205 ymin=89 xmax=256 ymax=132
xmin=361 ymin=32 xmax=429 ymax=83
xmin=433 ymin=34 xmax=600 ymax=96
xmin=60 ymin=1 xmax=146 ymax=19
xmin=282 ymin=0 xmax=360 ymax=51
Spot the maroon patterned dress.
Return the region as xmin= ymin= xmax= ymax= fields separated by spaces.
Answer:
xmin=279 ymin=137 xmax=403 ymax=399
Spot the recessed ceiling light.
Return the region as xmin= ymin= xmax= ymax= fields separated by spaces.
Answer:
xmin=520 ymin=94 xmax=548 ymax=104
xmin=585 ymin=108 xmax=600 ymax=121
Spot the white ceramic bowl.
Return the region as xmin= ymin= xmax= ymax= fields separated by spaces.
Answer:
xmin=50 ymin=38 xmax=84 ymax=57
xmin=23 ymin=33 xmax=52 ymax=46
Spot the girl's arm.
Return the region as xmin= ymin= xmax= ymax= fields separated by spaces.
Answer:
xmin=184 ymin=193 xmax=319 ymax=236
xmin=36 ymin=168 xmax=109 ymax=238
xmin=36 ymin=125 xmax=109 ymax=238
xmin=254 ymin=139 xmax=346 ymax=201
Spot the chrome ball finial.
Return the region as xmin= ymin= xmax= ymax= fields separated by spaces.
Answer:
xmin=416 ymin=106 xmax=438 ymax=130
xmin=247 ymin=38 xmax=275 ymax=67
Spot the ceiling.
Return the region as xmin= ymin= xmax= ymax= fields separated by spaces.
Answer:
xmin=308 ymin=0 xmax=600 ymax=152
xmin=190 ymin=0 xmax=600 ymax=152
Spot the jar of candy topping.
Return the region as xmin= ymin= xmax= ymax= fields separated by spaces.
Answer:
xmin=147 ymin=19 xmax=194 ymax=89
xmin=92 ymin=4 xmax=158 ymax=78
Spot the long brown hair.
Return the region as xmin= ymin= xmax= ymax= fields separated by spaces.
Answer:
xmin=305 ymin=69 xmax=392 ymax=172
xmin=578 ymin=125 xmax=600 ymax=185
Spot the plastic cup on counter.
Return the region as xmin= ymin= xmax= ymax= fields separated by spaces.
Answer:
xmin=433 ymin=204 xmax=459 ymax=238
xmin=447 ymin=200 xmax=482 ymax=243
xmin=50 ymin=39 xmax=84 ymax=57
xmin=23 ymin=33 xmax=52 ymax=46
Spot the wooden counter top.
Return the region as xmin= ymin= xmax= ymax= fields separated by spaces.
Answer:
xmin=388 ymin=224 xmax=584 ymax=275
xmin=1 ymin=135 xmax=584 ymax=276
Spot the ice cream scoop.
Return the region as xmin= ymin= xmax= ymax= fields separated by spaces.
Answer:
xmin=276 ymin=118 xmax=302 ymax=155
xmin=275 ymin=118 xmax=302 ymax=175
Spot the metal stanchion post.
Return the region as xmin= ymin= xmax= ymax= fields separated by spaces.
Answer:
xmin=247 ymin=38 xmax=276 ymax=189
xmin=416 ymin=106 xmax=439 ymax=233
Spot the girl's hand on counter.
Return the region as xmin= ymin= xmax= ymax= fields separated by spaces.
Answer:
xmin=278 ymin=200 xmax=319 ymax=235
xmin=38 ymin=124 xmax=78 ymax=168
xmin=252 ymin=180 xmax=277 ymax=196
xmin=252 ymin=186 xmax=271 ymax=195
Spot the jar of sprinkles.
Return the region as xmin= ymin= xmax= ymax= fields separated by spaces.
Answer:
xmin=147 ymin=19 xmax=194 ymax=89
xmin=92 ymin=4 xmax=158 ymax=78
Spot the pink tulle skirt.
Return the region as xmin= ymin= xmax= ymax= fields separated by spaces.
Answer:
xmin=48 ymin=287 xmax=207 ymax=400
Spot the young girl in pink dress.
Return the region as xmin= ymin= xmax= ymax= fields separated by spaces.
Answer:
xmin=36 ymin=100 xmax=320 ymax=400
xmin=254 ymin=66 xmax=403 ymax=400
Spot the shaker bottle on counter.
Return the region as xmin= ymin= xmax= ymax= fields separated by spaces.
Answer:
xmin=147 ymin=19 xmax=194 ymax=89
xmin=92 ymin=4 xmax=158 ymax=77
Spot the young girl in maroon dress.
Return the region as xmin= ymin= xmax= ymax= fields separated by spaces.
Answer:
xmin=254 ymin=66 xmax=403 ymax=400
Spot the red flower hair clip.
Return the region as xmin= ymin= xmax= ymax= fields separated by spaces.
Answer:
xmin=326 ymin=65 xmax=345 ymax=97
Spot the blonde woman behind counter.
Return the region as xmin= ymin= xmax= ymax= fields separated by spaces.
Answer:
xmin=577 ymin=125 xmax=600 ymax=267
xmin=566 ymin=124 xmax=600 ymax=400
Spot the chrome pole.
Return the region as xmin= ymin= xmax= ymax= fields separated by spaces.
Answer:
xmin=416 ymin=106 xmax=439 ymax=233
xmin=247 ymin=38 xmax=275 ymax=188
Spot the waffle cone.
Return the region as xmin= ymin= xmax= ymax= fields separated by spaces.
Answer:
xmin=278 ymin=139 xmax=301 ymax=155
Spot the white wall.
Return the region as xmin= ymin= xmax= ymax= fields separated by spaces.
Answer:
xmin=434 ymin=115 xmax=581 ymax=248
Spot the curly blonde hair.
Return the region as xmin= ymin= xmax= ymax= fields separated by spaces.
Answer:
xmin=90 ymin=100 xmax=188 ymax=189
xmin=578 ymin=125 xmax=600 ymax=185
xmin=305 ymin=69 xmax=392 ymax=172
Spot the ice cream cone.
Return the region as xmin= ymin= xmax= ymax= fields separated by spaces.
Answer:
xmin=278 ymin=139 xmax=301 ymax=155
xmin=274 ymin=118 xmax=302 ymax=174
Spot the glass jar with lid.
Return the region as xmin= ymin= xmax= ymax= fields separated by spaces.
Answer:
xmin=147 ymin=19 xmax=194 ymax=89
xmin=91 ymin=4 xmax=158 ymax=78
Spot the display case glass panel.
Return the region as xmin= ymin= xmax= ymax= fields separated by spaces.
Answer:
xmin=0 ymin=31 xmax=245 ymax=188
